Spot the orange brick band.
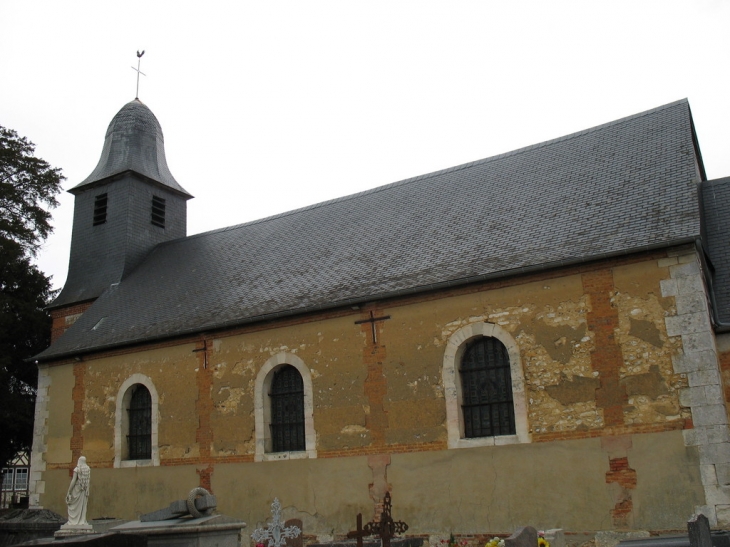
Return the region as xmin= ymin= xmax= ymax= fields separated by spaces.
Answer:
xmin=582 ymin=269 xmax=627 ymax=427
xmin=362 ymin=308 xmax=389 ymax=447
xmin=606 ymin=456 xmax=637 ymax=528
xmin=194 ymin=339 xmax=215 ymax=491
xmin=532 ymin=421 xmax=685 ymax=443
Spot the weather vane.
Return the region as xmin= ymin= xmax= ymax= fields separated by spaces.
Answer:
xmin=131 ymin=50 xmax=146 ymax=99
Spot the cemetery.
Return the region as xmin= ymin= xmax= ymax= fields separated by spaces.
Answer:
xmin=2 ymin=464 xmax=730 ymax=547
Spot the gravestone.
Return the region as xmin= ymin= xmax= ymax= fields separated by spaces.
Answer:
xmin=689 ymin=514 xmax=712 ymax=547
xmin=285 ymin=519 xmax=304 ymax=547
xmin=614 ymin=513 xmax=730 ymax=547
xmin=504 ymin=527 xmax=537 ymax=547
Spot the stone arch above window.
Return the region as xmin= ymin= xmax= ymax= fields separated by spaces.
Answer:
xmin=442 ymin=322 xmax=530 ymax=449
xmin=254 ymin=352 xmax=317 ymax=462
xmin=114 ymin=374 xmax=160 ymax=468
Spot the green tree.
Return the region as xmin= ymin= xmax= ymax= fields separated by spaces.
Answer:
xmin=0 ymin=125 xmax=64 ymax=469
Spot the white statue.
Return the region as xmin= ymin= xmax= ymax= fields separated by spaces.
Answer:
xmin=65 ymin=456 xmax=91 ymax=525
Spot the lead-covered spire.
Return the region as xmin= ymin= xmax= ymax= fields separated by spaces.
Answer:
xmin=71 ymin=99 xmax=192 ymax=198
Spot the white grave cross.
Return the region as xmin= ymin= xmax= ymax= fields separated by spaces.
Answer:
xmin=252 ymin=498 xmax=301 ymax=547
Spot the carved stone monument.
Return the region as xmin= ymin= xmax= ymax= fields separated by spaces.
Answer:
xmin=110 ymin=487 xmax=245 ymax=547
xmin=56 ymin=456 xmax=94 ymax=538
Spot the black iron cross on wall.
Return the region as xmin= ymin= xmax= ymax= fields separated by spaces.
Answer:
xmin=355 ymin=311 xmax=391 ymax=345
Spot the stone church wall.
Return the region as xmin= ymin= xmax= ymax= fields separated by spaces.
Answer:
xmin=35 ymin=249 xmax=716 ymax=533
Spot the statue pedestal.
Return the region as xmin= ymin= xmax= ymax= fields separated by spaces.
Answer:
xmin=55 ymin=523 xmax=95 ymax=538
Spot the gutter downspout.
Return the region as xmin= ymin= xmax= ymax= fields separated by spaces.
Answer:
xmin=696 ymin=238 xmax=730 ymax=333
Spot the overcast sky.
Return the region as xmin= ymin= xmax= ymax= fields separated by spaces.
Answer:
xmin=2 ymin=1 xmax=729 ymax=291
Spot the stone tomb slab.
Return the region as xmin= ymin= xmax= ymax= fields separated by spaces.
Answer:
xmin=14 ymin=531 xmax=147 ymax=547
xmin=112 ymin=513 xmax=245 ymax=547
xmin=0 ymin=508 xmax=65 ymax=546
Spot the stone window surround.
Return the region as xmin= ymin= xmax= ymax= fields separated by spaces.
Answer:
xmin=254 ymin=352 xmax=317 ymax=462
xmin=114 ymin=374 xmax=160 ymax=468
xmin=443 ymin=322 xmax=530 ymax=449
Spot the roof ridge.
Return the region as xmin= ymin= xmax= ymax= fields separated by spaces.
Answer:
xmin=164 ymin=99 xmax=690 ymax=246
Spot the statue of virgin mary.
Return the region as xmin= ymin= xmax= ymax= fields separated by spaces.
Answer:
xmin=65 ymin=456 xmax=91 ymax=525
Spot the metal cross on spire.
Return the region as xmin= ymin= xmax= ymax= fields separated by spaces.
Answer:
xmin=251 ymin=498 xmax=302 ymax=547
xmin=131 ymin=50 xmax=146 ymax=99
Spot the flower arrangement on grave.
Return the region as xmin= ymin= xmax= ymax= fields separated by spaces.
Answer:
xmin=484 ymin=533 xmax=549 ymax=547
xmin=256 ymin=543 xmax=265 ymax=547
xmin=441 ymin=534 xmax=468 ymax=547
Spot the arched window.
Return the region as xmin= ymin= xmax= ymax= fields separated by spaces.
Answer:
xmin=115 ymin=374 xmax=159 ymax=467
xmin=460 ymin=337 xmax=515 ymax=438
xmin=443 ymin=322 xmax=529 ymax=449
xmin=269 ymin=365 xmax=305 ymax=452
xmin=127 ymin=385 xmax=152 ymax=460
xmin=254 ymin=352 xmax=317 ymax=462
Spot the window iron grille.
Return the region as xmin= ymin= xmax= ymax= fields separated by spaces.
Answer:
xmin=269 ymin=365 xmax=305 ymax=452
xmin=151 ymin=196 xmax=166 ymax=228
xmin=93 ymin=194 xmax=108 ymax=226
xmin=460 ymin=337 xmax=515 ymax=438
xmin=127 ymin=385 xmax=152 ymax=460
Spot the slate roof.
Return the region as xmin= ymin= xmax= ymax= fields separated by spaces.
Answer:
xmin=70 ymin=99 xmax=192 ymax=198
xmin=37 ymin=99 xmax=705 ymax=361
xmin=701 ymin=177 xmax=730 ymax=325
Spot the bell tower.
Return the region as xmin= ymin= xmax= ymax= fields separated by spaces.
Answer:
xmin=48 ymin=99 xmax=193 ymax=338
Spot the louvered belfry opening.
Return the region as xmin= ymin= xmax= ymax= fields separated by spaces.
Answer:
xmin=93 ymin=193 xmax=108 ymax=226
xmin=127 ymin=385 xmax=152 ymax=459
xmin=151 ymin=195 xmax=166 ymax=228
xmin=269 ymin=365 xmax=305 ymax=452
xmin=460 ymin=337 xmax=515 ymax=438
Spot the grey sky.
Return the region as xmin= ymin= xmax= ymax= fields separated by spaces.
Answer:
xmin=2 ymin=1 xmax=729 ymax=290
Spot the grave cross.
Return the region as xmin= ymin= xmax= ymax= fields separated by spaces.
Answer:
xmin=355 ymin=311 xmax=391 ymax=345
xmin=252 ymin=498 xmax=302 ymax=547
xmin=363 ymin=492 xmax=408 ymax=547
xmin=347 ymin=513 xmax=370 ymax=547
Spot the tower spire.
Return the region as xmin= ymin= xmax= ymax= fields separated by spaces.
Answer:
xmin=131 ymin=50 xmax=146 ymax=99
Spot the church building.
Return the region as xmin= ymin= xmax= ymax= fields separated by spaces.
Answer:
xmin=29 ymin=98 xmax=730 ymax=538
